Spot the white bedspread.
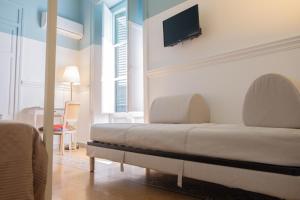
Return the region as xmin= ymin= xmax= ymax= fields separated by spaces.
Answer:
xmin=90 ymin=123 xmax=300 ymax=166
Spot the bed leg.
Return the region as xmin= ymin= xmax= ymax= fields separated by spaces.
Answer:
xmin=90 ymin=157 xmax=95 ymax=173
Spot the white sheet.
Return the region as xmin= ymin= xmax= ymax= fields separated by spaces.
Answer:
xmin=90 ymin=123 xmax=300 ymax=166
xmin=90 ymin=123 xmax=145 ymax=145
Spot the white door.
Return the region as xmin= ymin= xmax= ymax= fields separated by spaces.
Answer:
xmin=0 ymin=1 xmax=21 ymax=120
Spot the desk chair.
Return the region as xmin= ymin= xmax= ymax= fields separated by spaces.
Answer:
xmin=55 ymin=102 xmax=80 ymax=155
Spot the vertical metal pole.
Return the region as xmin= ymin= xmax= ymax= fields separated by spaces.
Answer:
xmin=44 ymin=0 xmax=57 ymax=199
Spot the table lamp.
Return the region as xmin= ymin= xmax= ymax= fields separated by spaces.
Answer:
xmin=63 ymin=66 xmax=80 ymax=101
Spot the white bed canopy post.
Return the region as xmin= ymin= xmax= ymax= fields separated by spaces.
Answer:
xmin=43 ymin=0 xmax=57 ymax=199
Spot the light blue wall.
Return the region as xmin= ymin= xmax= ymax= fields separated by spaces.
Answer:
xmin=0 ymin=0 xmax=186 ymax=50
xmin=128 ymin=0 xmax=187 ymax=25
xmin=0 ymin=1 xmax=21 ymax=34
xmin=1 ymin=0 xmax=82 ymax=50
xmin=128 ymin=0 xmax=143 ymax=25
xmin=80 ymin=0 xmax=186 ymax=48
xmin=79 ymin=0 xmax=93 ymax=49
xmin=91 ymin=2 xmax=103 ymax=46
xmin=58 ymin=0 xmax=82 ymax=23
xmin=143 ymin=0 xmax=187 ymax=19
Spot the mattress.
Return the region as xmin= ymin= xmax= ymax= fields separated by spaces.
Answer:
xmin=90 ymin=123 xmax=300 ymax=167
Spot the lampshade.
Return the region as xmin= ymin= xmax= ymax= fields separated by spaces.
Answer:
xmin=63 ymin=66 xmax=80 ymax=84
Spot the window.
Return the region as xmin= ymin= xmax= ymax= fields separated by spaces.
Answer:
xmin=114 ymin=10 xmax=127 ymax=112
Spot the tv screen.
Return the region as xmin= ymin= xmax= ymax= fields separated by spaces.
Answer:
xmin=163 ymin=5 xmax=201 ymax=47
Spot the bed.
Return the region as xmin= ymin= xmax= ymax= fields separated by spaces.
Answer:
xmin=87 ymin=74 xmax=300 ymax=200
xmin=0 ymin=121 xmax=47 ymax=200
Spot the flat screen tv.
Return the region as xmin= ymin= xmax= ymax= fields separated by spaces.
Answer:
xmin=163 ymin=5 xmax=201 ymax=47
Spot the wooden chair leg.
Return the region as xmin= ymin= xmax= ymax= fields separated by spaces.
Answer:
xmin=73 ymin=132 xmax=78 ymax=149
xmin=69 ymin=133 xmax=72 ymax=152
xmin=60 ymin=134 xmax=64 ymax=155
xmin=90 ymin=157 xmax=95 ymax=173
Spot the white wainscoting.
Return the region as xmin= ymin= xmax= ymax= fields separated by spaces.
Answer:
xmin=20 ymin=80 xmax=71 ymax=110
xmin=147 ymin=35 xmax=300 ymax=78
xmin=0 ymin=1 xmax=22 ymax=119
xmin=144 ymin=0 xmax=300 ymax=124
xmin=19 ymin=37 xmax=80 ymax=111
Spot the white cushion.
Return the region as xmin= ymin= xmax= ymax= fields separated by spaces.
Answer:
xmin=149 ymin=94 xmax=210 ymax=124
xmin=243 ymin=74 xmax=300 ymax=128
xmin=90 ymin=123 xmax=145 ymax=145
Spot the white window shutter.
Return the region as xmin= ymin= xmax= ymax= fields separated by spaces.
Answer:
xmin=101 ymin=3 xmax=115 ymax=113
xmin=128 ymin=22 xmax=144 ymax=112
xmin=114 ymin=11 xmax=128 ymax=112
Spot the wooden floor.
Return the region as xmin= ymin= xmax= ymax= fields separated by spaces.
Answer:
xmin=53 ymin=148 xmax=196 ymax=200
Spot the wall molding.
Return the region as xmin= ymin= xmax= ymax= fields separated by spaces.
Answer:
xmin=21 ymin=80 xmax=71 ymax=91
xmin=146 ymin=35 xmax=300 ymax=78
xmin=21 ymin=80 xmax=43 ymax=88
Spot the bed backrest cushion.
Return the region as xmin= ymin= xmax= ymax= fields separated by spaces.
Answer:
xmin=243 ymin=73 xmax=300 ymax=128
xmin=149 ymin=94 xmax=210 ymax=124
